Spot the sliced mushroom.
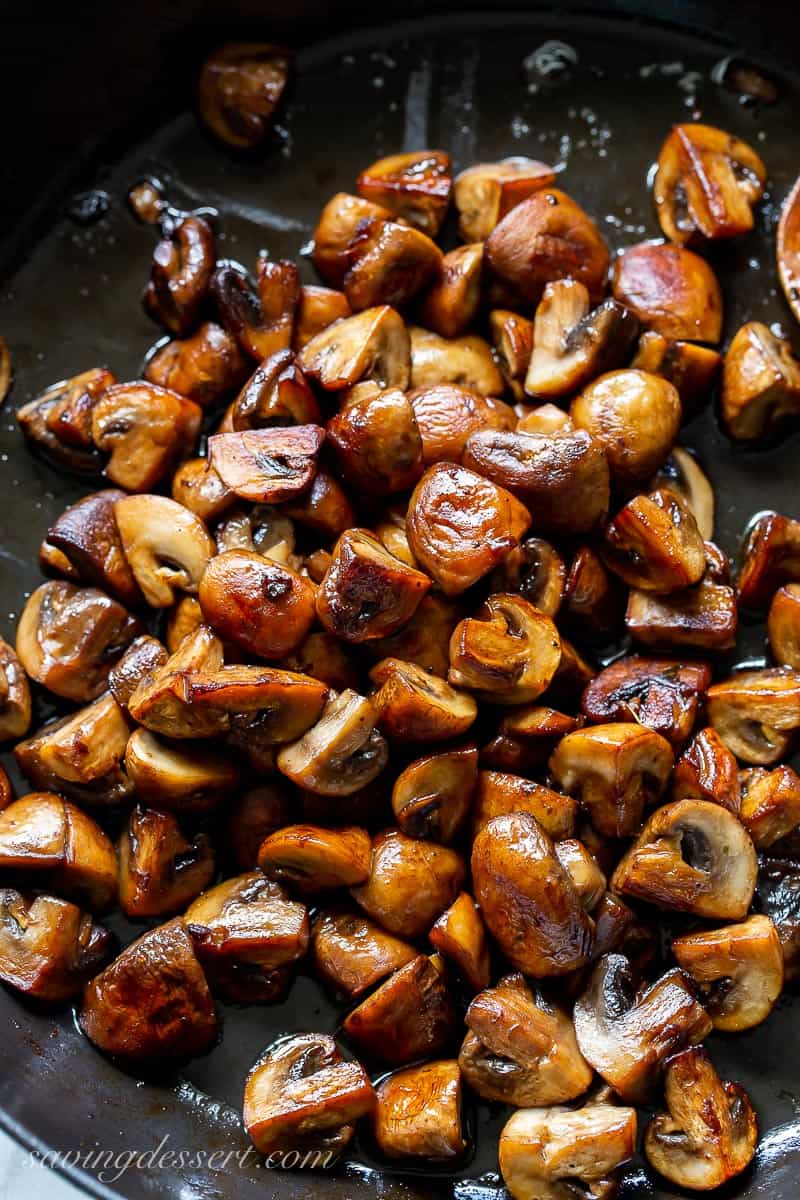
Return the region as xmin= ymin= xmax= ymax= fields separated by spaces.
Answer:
xmin=627 ymin=575 xmax=738 ymax=651
xmin=571 ymin=369 xmax=681 ymax=488
xmin=419 ymin=243 xmax=483 ymax=339
xmin=229 ymin=349 xmax=320 ymax=431
xmin=46 ymin=489 xmax=142 ymax=606
xmin=769 ymin=583 xmax=800 ymax=667
xmin=0 ymin=888 xmax=112 ymax=1002
xmin=644 ymin=1047 xmax=757 ymax=1190
xmin=650 ymin=445 xmax=715 ymax=540
xmin=293 ymin=285 xmax=351 ymax=352
xmin=351 ymin=828 xmax=464 ymax=938
xmin=310 ymin=908 xmax=416 ymax=999
xmin=344 ymin=217 xmax=442 ymax=312
xmin=312 ymin=193 xmax=393 ymax=286
xmin=124 ymin=728 xmax=239 ymax=812
xmin=707 ymin=667 xmax=800 ymax=764
xmin=633 ymin=331 xmax=722 ymax=416
xmin=611 ymin=241 xmax=723 ymax=342
xmin=118 ymin=805 xmax=215 ymax=918
xmin=257 ymin=824 xmax=371 ymax=892
xmin=297 ymin=305 xmax=410 ymax=392
xmin=208 ymin=424 xmax=324 ymax=503
xmin=612 ymin=798 xmax=757 ymax=919
xmin=114 ymin=494 xmax=214 ymax=608
xmin=16 ymin=581 xmax=140 ymax=702
xmin=391 ymin=744 xmax=478 ymax=842
xmin=277 ymin=690 xmax=387 ymax=796
xmin=721 ymin=321 xmax=800 ymax=440
xmin=373 ymin=1060 xmax=465 ymax=1161
xmin=604 ymin=488 xmax=707 ymax=594
xmin=429 ymin=891 xmax=489 ymax=991
xmin=738 ymin=512 xmax=800 ymax=610
xmin=454 ymin=157 xmax=555 ymax=241
xmin=327 ymin=388 xmax=423 ymax=495
xmin=491 ymin=537 xmax=566 ymax=617
xmin=357 ymin=149 xmax=452 ymax=235
xmin=408 ymin=326 xmax=505 ymax=395
xmin=199 ymin=549 xmax=316 ymax=659
xmin=777 ymin=174 xmax=800 ymax=324
xmin=672 ymin=726 xmax=741 ymax=812
xmin=448 ymin=594 xmax=561 ymax=704
xmin=582 ymin=657 xmax=710 ymax=749
xmin=370 ymin=657 xmax=477 ymax=742
xmin=0 ymin=638 xmax=31 ymax=742
xmin=573 ymin=954 xmax=712 ymax=1102
xmin=739 ymin=764 xmax=800 ymax=848
xmin=145 ymin=321 xmax=249 ymax=407
xmin=90 ymin=382 xmax=202 ymax=492
xmin=17 ymin=367 xmax=114 ymax=473
xmin=342 ymin=953 xmax=456 ymax=1065
xmin=672 ymin=914 xmax=783 ymax=1032
xmin=197 ymin=41 xmax=290 ymax=148
xmin=171 ymin=457 xmax=235 ymax=523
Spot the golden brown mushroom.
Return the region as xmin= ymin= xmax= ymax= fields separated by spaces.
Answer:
xmin=739 ymin=765 xmax=800 ymax=848
xmin=471 ymin=770 xmax=578 ymax=840
xmin=310 ymin=908 xmax=416 ymax=999
xmin=365 ymin=592 xmax=462 ymax=679
xmin=408 ymin=326 xmax=505 ymax=395
xmin=419 ymin=243 xmax=483 ymax=339
xmin=391 ymin=744 xmax=477 ymax=842
xmin=327 ymin=388 xmax=423 ymax=495
xmin=570 ymin=369 xmax=681 ymax=488
xmin=342 ymin=953 xmax=456 ymax=1065
xmin=492 ymin=537 xmax=566 ymax=617
xmin=672 ymin=915 xmax=783 ymax=1032
xmin=409 ymin=384 xmax=515 ymax=467
xmin=373 ymin=1060 xmax=465 ymax=1161
xmin=489 ymin=308 xmax=534 ymax=394
xmin=768 ymin=583 xmax=800 ymax=668
xmin=351 ymin=829 xmax=464 ymax=938
xmin=777 ymin=174 xmax=800 ymax=325
xmin=211 ymin=257 xmax=300 ymax=362
xmin=707 ymin=667 xmax=800 ymax=764
xmin=721 ymin=321 xmax=800 ymax=440
xmin=126 ymin=625 xmax=227 ymax=738
xmin=118 ymin=805 xmax=215 ymax=918
xmin=46 ymin=489 xmax=142 ymax=606
xmin=738 ymin=511 xmax=800 ymax=610
xmin=0 ymin=888 xmax=112 ymax=1002
xmin=453 ymin=157 xmax=555 ymax=241
xmin=207 ymin=425 xmax=324 ymax=504
xmin=197 ymin=41 xmax=290 ymax=149
xmin=312 ymin=192 xmax=392 ymax=286
xmin=632 ymin=331 xmax=721 ymax=415
xmin=448 ymin=594 xmax=561 ymax=704
xmin=277 ymin=690 xmax=387 ymax=796
xmin=370 ymin=657 xmax=478 ymax=742
xmin=356 ymin=149 xmax=451 ymax=235
xmin=17 ymin=367 xmax=114 ymax=473
xmin=649 ymin=445 xmax=715 ymax=540
xmin=603 ymin=489 xmax=707 ymax=592
xmin=316 ymin=528 xmax=430 ymax=643
xmin=199 ymin=548 xmax=316 ymax=659
xmin=292 ymin=285 xmax=351 ymax=351
xmin=124 ymin=728 xmax=238 ymax=812
xmin=672 ymin=726 xmax=741 ymax=811
xmin=555 ymin=839 xmax=606 ymax=912
xmin=114 ymin=495 xmax=215 ymax=608
xmin=297 ymin=306 xmax=410 ymax=394
xmin=171 ymin=457 xmax=235 ymax=524
xmin=0 ymin=638 xmax=31 ymax=742
xmin=582 ymin=657 xmax=711 ymax=749
xmin=227 ymin=349 xmax=319 ymax=432
xmin=627 ymin=575 xmax=738 ymax=652
xmin=611 ymin=241 xmax=723 ymax=342
xmin=145 ymin=321 xmax=249 ymax=407
xmin=257 ymin=824 xmax=371 ymax=892
xmin=225 ymin=784 xmax=291 ymax=871
xmin=343 ymin=218 xmax=443 ymax=312
xmin=429 ymin=891 xmax=489 ymax=992
xmin=91 ymin=382 xmax=202 ymax=492
xmin=144 ymin=215 xmax=215 ymax=336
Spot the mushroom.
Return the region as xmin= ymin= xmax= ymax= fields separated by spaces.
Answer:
xmin=491 ymin=537 xmax=566 ymax=617
xmin=114 ymin=494 xmax=214 ymax=609
xmin=471 ymin=770 xmax=578 ymax=840
xmin=604 ymin=488 xmax=707 ymax=593
xmin=573 ymin=954 xmax=712 ymax=1102
xmin=80 ymin=917 xmax=217 ymax=1059
xmin=118 ymin=805 xmax=215 ymax=918
xmin=459 ymin=972 xmax=592 ymax=1105
xmin=612 ymin=798 xmax=757 ymax=919
xmin=482 ymin=707 xmax=583 ymax=776
xmin=632 ymin=331 xmax=722 ymax=416
xmin=16 ymin=581 xmax=140 ymax=702
xmin=627 ymin=575 xmax=738 ymax=651
xmin=144 ymin=215 xmax=215 ymax=335
xmin=549 ymin=723 xmax=673 ymax=838
xmin=46 ymin=489 xmax=142 ymax=606
xmin=17 ymin=367 xmax=114 ymax=473
xmin=199 ymin=548 xmax=316 ymax=659
xmin=197 ymin=40 xmax=290 ymax=148
xmin=419 ymin=243 xmax=483 ymax=338
xmin=370 ymin=657 xmax=478 ymax=742
xmin=166 ymin=597 xmax=204 ymax=652
xmin=453 ymin=157 xmax=555 ymax=241
xmin=471 ymin=812 xmax=593 ymax=977
xmin=145 ymin=321 xmax=249 ymax=407
xmin=257 ymin=824 xmax=371 ymax=892
xmin=570 ymin=369 xmax=681 ymax=488
xmin=0 ymin=888 xmax=112 ymax=1002
xmin=310 ymin=908 xmax=416 ymax=999
xmin=0 ymin=768 xmax=11 ymax=812
xmin=350 ymin=829 xmax=464 ymax=938
xmin=374 ymin=507 xmax=418 ymax=568
xmin=373 ymin=1060 xmax=465 ymax=1161
xmin=225 ymin=783 xmax=291 ymax=871
xmin=644 ymin=1047 xmax=757 ymax=1190
xmin=311 ymin=193 xmax=393 ymax=287
xmin=755 ymin=855 xmax=800 ymax=982
xmin=707 ymin=667 xmax=800 ymax=764
xmin=409 ymin=384 xmax=515 ymax=466
xmin=293 ymin=285 xmax=351 ymax=352
xmin=738 ymin=512 xmax=800 ymax=610
xmin=721 ymin=321 xmax=800 ymax=440
xmin=124 ymin=727 xmax=239 ymax=812
xmin=282 ymin=631 xmax=360 ymax=693
xmin=582 ymin=656 xmax=711 ymax=749
xmin=739 ymin=764 xmax=800 ymax=848
xmin=407 ymin=463 xmax=531 ymax=595
xmin=189 ymin=661 xmax=329 ymax=751
xmin=91 ymin=382 xmax=202 ymax=492
xmin=283 ymin=470 xmax=355 ymax=540
xmin=357 ymin=149 xmax=452 ymax=235
xmin=391 ymin=744 xmax=478 ymax=842
xmin=277 ymin=690 xmax=388 ymax=797
xmin=562 ymin=544 xmax=624 ymax=637
xmin=229 ymin=348 xmax=319 ymax=430
xmin=464 ymin=427 xmax=610 ymax=536
xmin=611 ymin=241 xmax=723 ymax=342
xmin=343 ymin=218 xmax=443 ymax=312
xmin=769 ymin=583 xmax=800 ymax=668
xmin=777 ymin=174 xmax=800 ymax=325
xmin=672 ymin=915 xmax=784 ymax=1032
xmin=365 ymin=592 xmax=462 ymax=679
xmin=524 ymin=279 xmax=638 ymax=399
xmin=0 ymin=638 xmax=31 ymax=742
xmin=649 ymin=445 xmax=715 ymax=540
xmin=0 ymin=792 xmax=117 ymax=911
xmin=408 ymin=326 xmax=505 ymax=395
xmin=125 ymin=625 xmax=228 ymax=738
xmin=243 ymin=1033 xmax=374 ymax=1157
xmin=485 ymin=188 xmax=610 ymax=304
xmin=516 ymin=403 xmax=574 ymax=436
xmin=672 ymin=726 xmax=741 ymax=812
xmin=208 ymin=424 xmax=325 ymax=503
xmin=498 ymin=1100 xmax=637 ymax=1200
xmin=555 ymin=840 xmax=606 ymax=912
xmin=327 ymin=388 xmax=423 ymax=494
xmin=490 ymin=308 xmax=534 ymax=394
xmin=214 ymin=503 xmax=298 ymax=564
xmin=448 ymin=594 xmax=561 ymax=704
xmin=211 ymin=258 xmax=300 ymax=362
xmin=342 ymin=953 xmax=456 ymax=1065
xmin=14 ymin=692 xmax=132 ymax=807
xmin=429 ymin=891 xmax=489 ymax=991
xmin=0 ymin=336 xmax=9 ymax=406
xmin=654 ymin=123 xmax=766 ymax=244
xmin=171 ymin=457 xmax=235 ymax=523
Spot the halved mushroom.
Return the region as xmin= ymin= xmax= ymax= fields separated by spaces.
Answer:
xmin=604 ymin=489 xmax=707 ymax=593
xmin=650 ymin=445 xmax=715 ymax=540
xmin=408 ymin=326 xmax=505 ymax=395
xmin=126 ymin=625 xmax=228 ymax=738
xmin=197 ymin=41 xmax=291 ymax=149
xmin=721 ymin=321 xmax=800 ymax=440
xmin=225 ymin=784 xmax=291 ymax=870
xmin=243 ymin=1033 xmax=375 ymax=1157
xmin=310 ymin=908 xmax=416 ymax=999
xmin=91 ymin=382 xmax=202 ymax=492
xmin=357 ymin=149 xmax=451 ymax=235
xmin=312 ymin=193 xmax=393 ymax=286
xmin=627 ymin=575 xmax=738 ymax=651
xmin=409 ymin=384 xmax=515 ymax=467
xmin=0 ymin=888 xmax=112 ymax=1002
xmin=582 ymin=657 xmax=710 ymax=749
xmin=471 ymin=771 xmax=578 ymax=840
xmin=229 ymin=349 xmax=319 ymax=430
xmin=46 ymin=489 xmax=142 ymax=606
xmin=571 ymin=369 xmax=681 ymax=488
xmin=118 ymin=805 xmax=215 ymax=918
xmin=14 ymin=692 xmax=132 ymax=807
xmin=0 ymin=792 xmax=117 ymax=911
xmin=171 ymin=457 xmax=234 ymax=523
xmin=114 ymin=494 xmax=214 ymax=608
xmin=80 ymin=917 xmax=217 ymax=1059
xmin=257 ymin=824 xmax=371 ymax=892
xmin=499 ymin=1099 xmax=637 ymax=1200
xmin=351 ymin=829 xmax=464 ymax=938
xmin=448 ymin=594 xmax=561 ymax=705
xmin=293 ymin=285 xmax=351 ymax=351
xmin=633 ymin=332 xmax=722 ymax=416
xmin=491 ymin=537 xmax=566 ymax=617
xmin=644 ymin=1048 xmax=757 ymax=1190
xmin=277 ymin=690 xmax=387 ymax=797
xmin=391 ymin=744 xmax=478 ymax=842
xmin=429 ymin=891 xmax=489 ymax=992
xmin=550 ymin=723 xmax=673 ymax=838
xmin=297 ymin=305 xmax=410 ymax=394
xmin=419 ymin=243 xmax=483 ymax=339
xmin=472 ymin=812 xmax=593 ymax=977
xmin=16 ymin=581 xmax=140 ymax=702
xmin=611 ymin=242 xmax=723 ymax=342
xmin=672 ymin=726 xmax=741 ymax=812
xmin=612 ymin=798 xmax=757 ymax=919
xmin=144 ymin=215 xmax=215 ymax=335
xmin=555 ymin=840 xmax=606 ymax=912
xmin=210 ymin=257 xmax=300 ymax=361
xmin=0 ymin=638 xmax=31 ymax=742
xmin=124 ymin=728 xmax=239 ymax=812
xmin=778 ymin=174 xmax=800 ymax=324
xmin=370 ymin=657 xmax=478 ymax=742
xmin=460 ymin=972 xmax=592 ymax=1106
xmin=343 ymin=217 xmax=443 ymax=311
xmin=490 ymin=308 xmax=534 ymax=394
xmin=672 ymin=914 xmax=783 ymax=1032
xmin=525 ymin=279 xmax=638 ymax=399
xmin=208 ymin=424 xmax=324 ymax=503
xmin=738 ymin=512 xmax=800 ymax=610
xmin=327 ymin=388 xmax=423 ymax=494
xmin=145 ymin=321 xmax=249 ymax=407
xmin=17 ymin=367 xmax=114 ymax=473
xmin=454 ymin=157 xmax=555 ymax=241
xmin=769 ymin=583 xmax=800 ymax=667
xmin=342 ymin=953 xmax=456 ymax=1065
xmin=407 ymin=463 xmax=531 ymax=595
xmin=373 ymin=1060 xmax=465 ymax=1161
xmin=707 ymin=667 xmax=800 ymax=764
xmin=199 ymin=549 xmax=316 ymax=659
xmin=654 ymin=123 xmax=766 ymax=244
xmin=573 ymin=954 xmax=712 ymax=1102
xmin=739 ymin=765 xmax=800 ymax=848
xmin=485 ymin=188 xmax=610 ymax=305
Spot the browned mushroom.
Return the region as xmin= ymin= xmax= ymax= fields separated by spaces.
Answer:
xmin=281 ymin=470 xmax=355 ymax=542
xmin=225 ymin=784 xmax=291 ymax=870
xmin=448 ymin=594 xmax=561 ymax=704
xmin=373 ymin=1060 xmax=465 ymax=1161
xmin=293 ymin=285 xmax=351 ymax=351
xmin=612 ymin=798 xmax=757 ymax=919
xmin=754 ymin=854 xmax=800 ymax=981
xmin=419 ymin=243 xmax=483 ymax=338
xmin=310 ymin=908 xmax=416 ymax=999
xmin=409 ymin=384 xmax=515 ymax=467
xmin=654 ymin=123 xmax=766 ymax=244
xmin=582 ymin=657 xmax=710 ymax=748
xmin=611 ymin=241 xmax=723 ymax=342
xmin=453 ymin=157 xmax=555 ymax=241
xmin=114 ymin=494 xmax=215 ymax=607
xmin=672 ymin=726 xmax=741 ymax=811
xmin=118 ymin=805 xmax=214 ymax=918
xmin=644 ymin=1047 xmax=757 ymax=1190
xmin=80 ymin=917 xmax=217 ymax=1059
xmin=0 ymin=336 xmax=10 ymax=406
xmin=312 ymin=193 xmax=393 ymax=287
xmin=124 ymin=625 xmax=224 ymax=738
xmin=17 ymin=367 xmax=114 ymax=473
xmin=243 ymin=1033 xmax=374 ymax=1157
xmin=342 ymin=953 xmax=456 ymax=1065
xmin=707 ymin=667 xmax=800 ymax=764
xmin=739 ymin=765 xmax=800 ymax=848
xmin=627 ymin=575 xmax=738 ymax=651
xmin=45 ymin=489 xmax=142 ymax=606
xmin=208 ymin=424 xmax=324 ymax=503
xmin=489 ymin=308 xmax=534 ymax=395
xmin=408 ymin=326 xmax=505 ymax=395
xmin=768 ymin=583 xmax=800 ymax=668
xmin=171 ymin=457 xmax=234 ymax=524
xmin=429 ymin=891 xmax=489 ymax=991
xmin=0 ymin=888 xmax=112 ymax=1002
xmin=472 ymin=770 xmax=578 ymax=840
xmin=365 ymin=592 xmax=462 ymax=679
xmin=370 ymin=657 xmax=477 ymax=742
xmin=257 ymin=824 xmax=371 ymax=893
xmin=777 ymin=174 xmax=800 ymax=324
xmin=226 ymin=350 xmax=319 ymax=432
xmin=649 ymin=445 xmax=715 ymax=540
xmin=573 ymin=954 xmax=712 ymax=1102
xmin=550 ymin=723 xmax=673 ymax=837
xmin=516 ymin=402 xmax=575 ymax=436
xmin=357 ymin=150 xmax=452 ymax=235
xmin=391 ymin=744 xmax=477 ymax=842
xmin=738 ymin=512 xmax=800 ymax=610
xmin=343 ymin=218 xmax=442 ymax=312
xmin=282 ymin=631 xmax=359 ymax=693
xmin=632 ymin=331 xmax=722 ymax=415
xmin=124 ymin=728 xmax=238 ymax=812
xmin=210 ymin=258 xmax=300 ymax=362
xmin=0 ymin=769 xmax=12 ymax=812
xmin=144 ymin=215 xmax=215 ymax=336
xmin=327 ymin=389 xmax=423 ymax=495
xmin=603 ymin=489 xmax=707 ymax=592
xmin=16 ymin=581 xmax=140 ymax=702
xmin=481 ymin=706 xmax=583 ymax=775
xmin=485 ymin=188 xmax=610 ymax=305
xmin=199 ymin=548 xmax=316 ymax=659
xmin=672 ymin=915 xmax=784 ymax=1032
xmin=197 ymin=41 xmax=291 ymax=149
xmin=214 ymin=503 xmax=298 ymax=564
xmin=491 ymin=537 xmax=566 ymax=617
xmin=556 ymin=839 xmax=606 ymax=912
xmin=145 ymin=321 xmax=249 ymax=407
xmin=570 ymin=369 xmax=680 ymax=489
xmin=277 ymin=690 xmax=387 ymax=796
xmin=189 ymin=663 xmax=330 ymax=754
xmin=90 ymin=382 xmax=202 ymax=492
xmin=351 ymin=829 xmax=464 ymax=937
xmin=0 ymin=638 xmax=31 ymax=743
xmin=721 ymin=321 xmax=800 ymax=440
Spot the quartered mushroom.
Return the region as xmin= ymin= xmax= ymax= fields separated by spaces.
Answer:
xmin=208 ymin=424 xmax=325 ymax=503
xmin=257 ymin=824 xmax=371 ymax=892
xmin=310 ymin=908 xmax=416 ymax=1000
xmin=453 ymin=156 xmax=555 ymax=241
xmin=408 ymin=326 xmax=505 ymax=395
xmin=721 ymin=321 xmax=800 ymax=440
xmin=316 ymin=529 xmax=430 ymax=643
xmin=118 ymin=805 xmax=215 ymax=918
xmin=343 ymin=217 xmax=442 ymax=312
xmin=611 ymin=241 xmax=723 ymax=343
xmin=644 ymin=1047 xmax=758 ymax=1191
xmin=491 ymin=537 xmax=566 ymax=617
xmin=277 ymin=690 xmax=387 ymax=797
xmin=612 ymin=798 xmax=757 ymax=919
xmin=351 ymin=829 xmax=464 ymax=938
xmin=144 ymin=215 xmax=215 ymax=335
xmin=633 ymin=331 xmax=722 ymax=416
xmin=471 ymin=770 xmax=578 ymax=840
xmin=409 ymin=384 xmax=515 ymax=467
xmin=582 ymin=657 xmax=711 ymax=749
xmin=373 ymin=1060 xmax=465 ymax=1161
xmin=738 ymin=512 xmax=800 ymax=610
xmin=17 ymin=367 xmax=114 ymax=473
xmin=125 ymin=625 xmax=227 ymax=739
xmin=197 ymin=41 xmax=291 ymax=149
xmin=297 ymin=305 xmax=410 ymax=392
xmin=626 ymin=575 xmax=738 ymax=652
xmin=124 ymin=727 xmax=239 ymax=812
xmin=45 ymin=489 xmax=142 ymax=606
xmin=0 ymin=888 xmax=112 ymax=1002
xmin=391 ymin=744 xmax=478 ymax=842
xmin=91 ymin=382 xmax=202 ymax=492
xmin=489 ymin=308 xmax=534 ymax=394
xmin=370 ymin=657 xmax=478 ymax=742
xmin=172 ymin=457 xmax=234 ymax=523
xmin=777 ymin=174 xmax=800 ymax=325
xmin=228 ymin=349 xmax=319 ymax=430
xmin=672 ymin=726 xmax=741 ymax=811
xmin=429 ymin=892 xmax=489 ymax=992
xmin=672 ymin=914 xmax=784 ymax=1032
xmin=357 ymin=149 xmax=452 ymax=236
xmin=571 ymin=369 xmax=681 ymax=489
xmin=199 ymin=548 xmax=316 ymax=659
xmin=739 ymin=764 xmax=800 ymax=847
xmin=650 ymin=445 xmax=715 ymax=539
xmin=707 ymin=667 xmax=800 ymax=764
xmin=603 ymin=489 xmax=707 ymax=592
xmin=448 ymin=594 xmax=561 ymax=704
xmin=768 ymin=583 xmax=800 ymax=668
xmin=210 ymin=258 xmax=299 ymax=361
xmin=419 ymin=243 xmax=484 ymax=339
xmin=342 ymin=953 xmax=456 ymax=1065
xmin=145 ymin=321 xmax=249 ymax=408
xmin=114 ymin=494 xmax=215 ymax=608
xmin=328 ymin=388 xmax=423 ymax=495
xmin=0 ymin=638 xmax=31 ymax=742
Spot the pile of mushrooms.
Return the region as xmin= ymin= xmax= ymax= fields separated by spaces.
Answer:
xmin=4 ymin=82 xmax=800 ymax=1197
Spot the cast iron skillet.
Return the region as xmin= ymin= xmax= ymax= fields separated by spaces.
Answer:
xmin=1 ymin=5 xmax=799 ymax=1198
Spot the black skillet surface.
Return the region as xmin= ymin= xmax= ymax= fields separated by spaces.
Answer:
xmin=1 ymin=8 xmax=800 ymax=1199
